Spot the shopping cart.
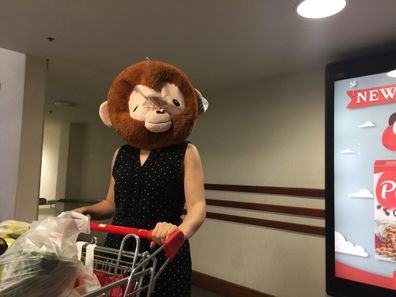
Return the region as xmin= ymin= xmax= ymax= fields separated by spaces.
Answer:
xmin=78 ymin=222 xmax=185 ymax=297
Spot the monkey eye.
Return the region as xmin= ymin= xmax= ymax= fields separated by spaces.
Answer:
xmin=172 ymin=99 xmax=181 ymax=107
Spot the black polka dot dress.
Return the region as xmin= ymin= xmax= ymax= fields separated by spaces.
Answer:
xmin=104 ymin=142 xmax=192 ymax=297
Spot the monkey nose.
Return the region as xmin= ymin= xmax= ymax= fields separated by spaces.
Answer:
xmin=156 ymin=109 xmax=166 ymax=114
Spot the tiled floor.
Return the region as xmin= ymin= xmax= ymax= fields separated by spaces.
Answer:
xmin=191 ymin=285 xmax=225 ymax=297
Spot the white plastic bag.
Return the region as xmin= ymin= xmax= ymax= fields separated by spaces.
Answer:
xmin=0 ymin=211 xmax=93 ymax=297
xmin=0 ymin=220 xmax=30 ymax=245
xmin=70 ymin=243 xmax=101 ymax=297
xmin=70 ymin=264 xmax=101 ymax=297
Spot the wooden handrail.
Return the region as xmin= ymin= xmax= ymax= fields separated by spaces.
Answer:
xmin=205 ymin=184 xmax=325 ymax=198
xmin=206 ymin=199 xmax=324 ymax=218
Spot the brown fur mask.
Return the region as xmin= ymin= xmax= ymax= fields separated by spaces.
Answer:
xmin=99 ymin=60 xmax=207 ymax=150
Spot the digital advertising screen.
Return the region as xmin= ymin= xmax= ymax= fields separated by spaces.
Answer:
xmin=326 ymin=50 xmax=396 ymax=297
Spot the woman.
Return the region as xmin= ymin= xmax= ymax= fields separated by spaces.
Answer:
xmin=75 ymin=60 xmax=207 ymax=296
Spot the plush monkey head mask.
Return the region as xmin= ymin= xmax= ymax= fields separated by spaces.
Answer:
xmin=99 ymin=60 xmax=208 ymax=150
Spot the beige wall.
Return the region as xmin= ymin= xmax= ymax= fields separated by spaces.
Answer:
xmin=40 ymin=121 xmax=70 ymax=200
xmin=40 ymin=123 xmax=62 ymax=200
xmin=0 ymin=49 xmax=46 ymax=222
xmin=56 ymin=122 xmax=70 ymax=199
xmin=65 ymin=123 xmax=87 ymax=199
xmin=191 ymin=68 xmax=325 ymax=188
xmin=14 ymin=55 xmax=47 ymax=222
xmin=0 ymin=48 xmax=26 ymax=221
xmin=77 ymin=121 xmax=123 ymax=200
xmin=65 ymin=120 xmax=123 ymax=200
xmin=189 ymin=67 xmax=326 ymax=297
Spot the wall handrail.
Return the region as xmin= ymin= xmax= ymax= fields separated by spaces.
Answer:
xmin=206 ymin=199 xmax=324 ymax=218
xmin=205 ymin=183 xmax=325 ymax=198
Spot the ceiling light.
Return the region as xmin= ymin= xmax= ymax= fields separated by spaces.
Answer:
xmin=387 ymin=70 xmax=396 ymax=78
xmin=53 ymin=100 xmax=77 ymax=107
xmin=297 ymin=0 xmax=347 ymax=19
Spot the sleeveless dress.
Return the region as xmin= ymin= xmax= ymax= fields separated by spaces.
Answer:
xmin=104 ymin=142 xmax=192 ymax=297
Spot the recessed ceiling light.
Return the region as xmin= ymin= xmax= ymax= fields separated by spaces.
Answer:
xmin=53 ymin=100 xmax=77 ymax=107
xmin=297 ymin=0 xmax=347 ymax=19
xmin=387 ymin=70 xmax=396 ymax=78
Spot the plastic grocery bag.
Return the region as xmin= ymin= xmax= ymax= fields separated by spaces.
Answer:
xmin=0 ymin=220 xmax=30 ymax=247
xmin=0 ymin=211 xmax=94 ymax=297
xmin=70 ymin=264 xmax=102 ymax=297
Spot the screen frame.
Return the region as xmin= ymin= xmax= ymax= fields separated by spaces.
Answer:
xmin=325 ymin=49 xmax=396 ymax=297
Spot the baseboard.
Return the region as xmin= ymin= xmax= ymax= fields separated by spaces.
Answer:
xmin=192 ymin=270 xmax=275 ymax=297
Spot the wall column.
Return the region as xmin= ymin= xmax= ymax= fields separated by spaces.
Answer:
xmin=0 ymin=48 xmax=47 ymax=222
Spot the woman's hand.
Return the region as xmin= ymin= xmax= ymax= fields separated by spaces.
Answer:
xmin=150 ymin=222 xmax=182 ymax=249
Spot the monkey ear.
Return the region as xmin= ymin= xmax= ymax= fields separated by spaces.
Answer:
xmin=99 ymin=101 xmax=112 ymax=127
xmin=195 ymin=89 xmax=209 ymax=114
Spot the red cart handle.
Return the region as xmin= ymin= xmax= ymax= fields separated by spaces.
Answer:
xmin=89 ymin=222 xmax=184 ymax=260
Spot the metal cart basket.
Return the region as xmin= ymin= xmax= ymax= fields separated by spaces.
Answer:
xmin=77 ymin=223 xmax=184 ymax=297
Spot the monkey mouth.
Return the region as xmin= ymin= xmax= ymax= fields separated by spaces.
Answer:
xmin=144 ymin=110 xmax=172 ymax=133
xmin=145 ymin=120 xmax=172 ymax=133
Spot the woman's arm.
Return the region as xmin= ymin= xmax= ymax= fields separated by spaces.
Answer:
xmin=178 ymin=143 xmax=206 ymax=238
xmin=73 ymin=149 xmax=119 ymax=220
xmin=151 ymin=144 xmax=206 ymax=246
